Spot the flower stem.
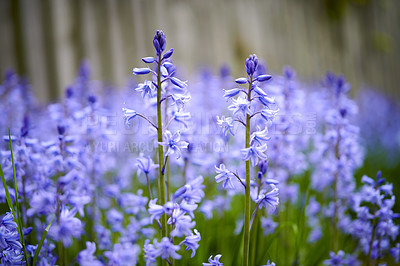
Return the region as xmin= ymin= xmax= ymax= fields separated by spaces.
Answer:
xmin=156 ymin=54 xmax=167 ymax=240
xmin=243 ymin=78 xmax=252 ymax=266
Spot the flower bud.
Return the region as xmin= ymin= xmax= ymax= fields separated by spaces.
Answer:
xmin=153 ymin=30 xmax=166 ymax=56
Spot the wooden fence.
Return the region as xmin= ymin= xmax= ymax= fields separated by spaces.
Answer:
xmin=0 ymin=0 xmax=399 ymax=102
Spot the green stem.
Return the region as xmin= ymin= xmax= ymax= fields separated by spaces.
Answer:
xmin=243 ymin=78 xmax=252 ymax=266
xmin=156 ymin=54 xmax=167 ymax=240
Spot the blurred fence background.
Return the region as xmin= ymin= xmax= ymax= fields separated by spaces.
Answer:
xmin=0 ymin=0 xmax=399 ymax=103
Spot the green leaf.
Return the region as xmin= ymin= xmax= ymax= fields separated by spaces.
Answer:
xmin=8 ymin=129 xmax=30 ymax=265
xmin=33 ymin=217 xmax=54 ymax=266
xmin=0 ymin=161 xmax=15 ymax=216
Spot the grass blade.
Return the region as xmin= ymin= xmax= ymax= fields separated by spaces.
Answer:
xmin=0 ymin=161 xmax=16 ymax=216
xmin=8 ymin=129 xmax=30 ymax=265
xmin=33 ymin=217 xmax=54 ymax=266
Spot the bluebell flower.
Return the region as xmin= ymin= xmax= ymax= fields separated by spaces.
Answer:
xmin=203 ymin=254 xmax=223 ymax=266
xmin=262 ymin=260 xmax=276 ymax=266
xmin=241 ymin=144 xmax=268 ymax=167
xmin=142 ymin=56 xmax=155 ymax=63
xmin=49 ymin=207 xmax=82 ymax=247
xmin=216 ymin=116 xmax=235 ymax=136
xmin=77 ymin=242 xmax=103 ymax=266
xmin=106 ymin=208 xmax=124 ymax=232
xmin=235 ymin=77 xmax=248 ymax=84
xmin=159 ymin=130 xmax=189 ymax=159
xmin=153 ymin=30 xmax=166 ymax=56
xmin=104 ymin=242 xmax=140 ymax=265
xmin=260 ymin=108 xmax=279 ymax=123
xmin=391 ymin=243 xmax=400 ymax=263
xmin=250 ymin=127 xmax=270 ymax=146
xmin=168 ymin=208 xmax=195 ymax=237
xmin=135 ymin=80 xmax=155 ymax=99
xmin=132 ymin=67 xmax=151 ymax=75
xmin=174 ymin=176 xmax=205 ymax=203
xmin=0 ymin=212 xmax=17 ymax=230
xmin=260 ymin=217 xmax=277 ymax=235
xmin=256 ymin=74 xmax=272 ymax=82
xmin=154 ymin=237 xmax=182 ymax=260
xmin=136 ymin=156 xmax=159 ymax=175
xmin=148 ymin=198 xmax=164 ymax=222
xmin=255 ymin=186 xmax=279 ymax=212
xmin=182 ymin=229 xmax=201 ymax=258
xmin=1 ymin=248 xmax=25 ymax=265
xmin=228 ymin=97 xmax=250 ymax=117
xmin=223 ymin=88 xmax=241 ymax=99
xmin=245 ymin=54 xmax=258 ymax=76
xmin=258 ymin=95 xmax=276 ymax=107
xmin=144 ymin=239 xmax=158 ymax=265
xmin=214 ymin=164 xmax=236 ymax=190
xmin=173 ymin=111 xmax=191 ymax=128
xmin=171 ymin=94 xmax=191 ymax=111
xmin=122 ymin=107 xmax=137 ymax=125
xmin=170 ymin=77 xmax=188 ymax=89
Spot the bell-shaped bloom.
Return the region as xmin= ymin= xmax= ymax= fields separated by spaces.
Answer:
xmin=159 ymin=130 xmax=189 ymax=159
xmin=241 ymin=144 xmax=268 ymax=167
xmin=228 ymin=97 xmax=250 ymax=118
xmin=255 ymin=186 xmax=279 ymax=212
xmin=135 ymin=80 xmax=155 ymax=99
xmin=203 ymin=254 xmax=223 ymax=266
xmin=183 ymin=229 xmax=201 ymax=258
xmin=214 ymin=164 xmax=236 ymax=190
xmin=153 ymin=30 xmax=166 ymax=56
xmin=216 ymin=116 xmax=234 ymax=136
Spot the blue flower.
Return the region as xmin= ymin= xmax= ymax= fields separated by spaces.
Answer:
xmin=136 ymin=80 xmax=155 ymax=99
xmin=168 ymin=208 xmax=195 ymax=237
xmin=154 ymin=237 xmax=182 ymax=260
xmin=49 ymin=207 xmax=82 ymax=247
xmin=183 ymin=229 xmax=201 ymax=258
xmin=260 ymin=108 xmax=279 ymax=123
xmin=104 ymin=242 xmax=140 ymax=265
xmin=391 ymin=243 xmax=400 ymax=264
xmin=106 ymin=208 xmax=123 ymax=232
xmin=132 ymin=67 xmax=151 ymax=75
xmin=171 ymin=94 xmax=191 ymax=111
xmin=245 ymin=54 xmax=258 ymax=76
xmin=173 ymin=111 xmax=191 ymax=128
xmin=241 ymin=144 xmax=268 ymax=167
xmin=203 ymin=254 xmax=223 ymax=266
xmin=215 ymin=164 xmax=236 ymax=190
xmin=148 ymin=198 xmax=164 ymax=222
xmin=122 ymin=107 xmax=137 ymax=125
xmin=170 ymin=77 xmax=188 ymax=89
xmin=144 ymin=239 xmax=158 ymax=265
xmin=216 ymin=116 xmax=235 ymax=136
xmin=255 ymin=186 xmax=279 ymax=212
xmin=159 ymin=130 xmax=189 ymax=159
xmin=262 ymin=260 xmax=276 ymax=266
xmin=174 ymin=176 xmax=205 ymax=203
xmin=77 ymin=242 xmax=103 ymax=266
xmin=228 ymin=97 xmax=250 ymax=117
xmin=223 ymin=88 xmax=241 ymax=99
xmin=136 ymin=156 xmax=159 ymax=175
xmin=250 ymin=127 xmax=270 ymax=146
xmin=153 ymin=30 xmax=166 ymax=56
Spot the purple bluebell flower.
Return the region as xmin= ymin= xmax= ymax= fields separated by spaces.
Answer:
xmin=391 ymin=243 xmax=400 ymax=263
xmin=132 ymin=67 xmax=151 ymax=75
xmin=173 ymin=111 xmax=191 ymax=128
xmin=170 ymin=77 xmax=188 ymax=89
xmin=215 ymin=164 xmax=236 ymax=190
xmin=159 ymin=130 xmax=189 ymax=159
xmin=171 ymin=94 xmax=191 ymax=111
xmin=153 ymin=30 xmax=166 ymax=56
xmin=104 ymin=242 xmax=140 ymax=265
xmin=241 ymin=144 xmax=268 ymax=167
xmin=154 ymin=237 xmax=182 ymax=260
xmin=250 ymin=127 xmax=270 ymax=146
xmin=228 ymin=97 xmax=250 ymax=117
xmin=122 ymin=107 xmax=137 ymax=125
xmin=216 ymin=116 xmax=235 ymax=136
xmin=262 ymin=260 xmax=275 ymax=266
xmin=235 ymin=78 xmax=248 ymax=84
xmin=255 ymin=186 xmax=279 ymax=212
xmin=203 ymin=254 xmax=223 ymax=266
xmin=168 ymin=208 xmax=195 ymax=237
xmin=260 ymin=217 xmax=277 ymax=235
xmin=223 ymin=88 xmax=242 ymax=99
xmin=136 ymin=156 xmax=159 ymax=175
xmin=142 ymin=57 xmax=155 ymax=63
xmin=106 ymin=208 xmax=124 ymax=232
xmin=49 ymin=207 xmax=82 ymax=247
xmin=182 ymin=229 xmax=201 ymax=258
xmin=144 ymin=239 xmax=158 ymax=265
xmin=135 ymin=80 xmax=155 ymax=99
xmin=77 ymin=242 xmax=103 ymax=266
xmin=148 ymin=198 xmax=164 ymax=222
xmin=245 ymin=54 xmax=258 ymax=76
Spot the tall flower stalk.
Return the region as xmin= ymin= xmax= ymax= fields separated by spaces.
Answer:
xmin=216 ymin=54 xmax=279 ymax=266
